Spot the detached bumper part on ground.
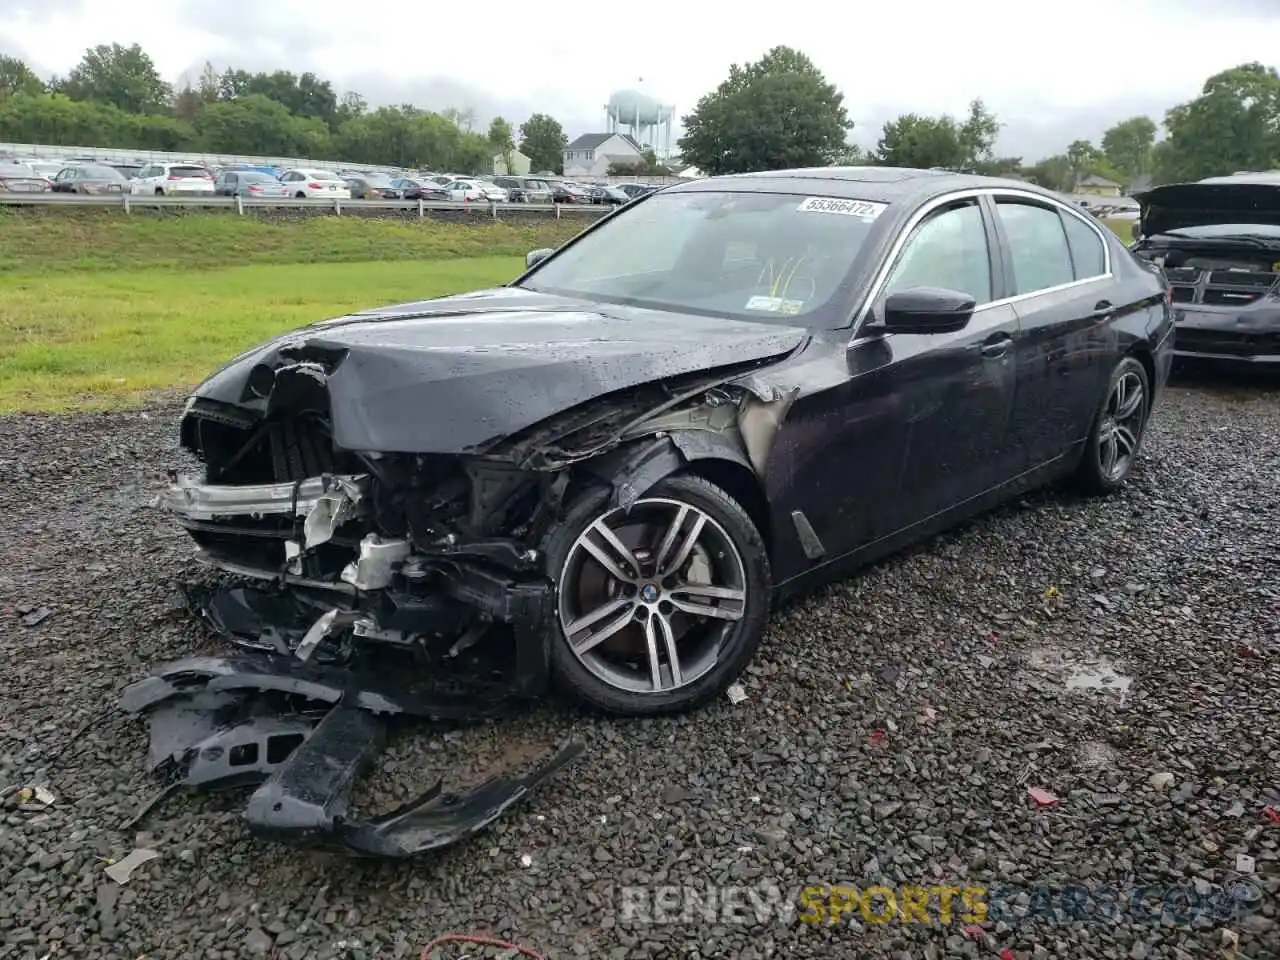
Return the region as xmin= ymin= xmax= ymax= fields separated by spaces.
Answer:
xmin=128 ymin=461 xmax=593 ymax=855
xmin=119 ymin=645 xmax=584 ymax=857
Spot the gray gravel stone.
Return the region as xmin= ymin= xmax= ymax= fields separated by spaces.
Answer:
xmin=0 ymin=378 xmax=1278 ymax=959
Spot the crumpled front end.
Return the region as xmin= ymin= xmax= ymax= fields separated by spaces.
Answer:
xmin=124 ymin=336 xmax=802 ymax=855
xmin=129 ymin=389 xmax=593 ymax=856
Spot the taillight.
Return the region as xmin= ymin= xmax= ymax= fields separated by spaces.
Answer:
xmin=308 ymin=182 xmax=322 ymax=189
xmin=167 ymin=175 xmax=181 ymax=180
xmin=249 ymin=184 xmax=263 ymax=192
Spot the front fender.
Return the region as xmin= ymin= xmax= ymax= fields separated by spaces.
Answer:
xmin=581 ymin=432 xmax=756 ymax=509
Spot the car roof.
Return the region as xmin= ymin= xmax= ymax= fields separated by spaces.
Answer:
xmin=1192 ymin=172 xmax=1280 ymax=187
xmin=667 ymin=166 xmax=1065 ymax=206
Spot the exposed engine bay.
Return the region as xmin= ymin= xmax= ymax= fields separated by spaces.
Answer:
xmin=1133 ymin=241 xmax=1280 ymax=306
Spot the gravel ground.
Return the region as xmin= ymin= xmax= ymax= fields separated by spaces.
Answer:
xmin=1 ymin=377 xmax=1277 ymax=960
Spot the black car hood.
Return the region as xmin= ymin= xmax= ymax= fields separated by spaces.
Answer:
xmin=190 ymin=287 xmax=807 ymax=454
xmin=1137 ymin=181 xmax=1280 ymax=236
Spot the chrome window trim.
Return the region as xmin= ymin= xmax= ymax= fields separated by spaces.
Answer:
xmin=851 ymin=187 xmax=1115 ymax=340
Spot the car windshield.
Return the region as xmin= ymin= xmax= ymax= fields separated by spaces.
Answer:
xmin=0 ymin=163 xmax=35 ymax=176
xmin=170 ymin=165 xmax=208 ymax=178
xmin=82 ymin=166 xmax=126 ymax=180
xmin=239 ymin=172 xmax=277 ymax=183
xmin=363 ymin=174 xmax=394 ymax=187
xmin=519 ymin=190 xmax=885 ymax=325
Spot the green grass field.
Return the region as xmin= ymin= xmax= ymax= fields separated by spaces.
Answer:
xmin=0 ymin=212 xmax=1138 ymax=414
xmin=0 ymin=211 xmax=584 ymax=412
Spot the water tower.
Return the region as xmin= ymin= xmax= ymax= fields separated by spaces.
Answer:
xmin=605 ymin=88 xmax=675 ymax=160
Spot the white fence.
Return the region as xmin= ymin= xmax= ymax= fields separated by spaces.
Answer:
xmin=0 ymin=192 xmax=613 ymax=218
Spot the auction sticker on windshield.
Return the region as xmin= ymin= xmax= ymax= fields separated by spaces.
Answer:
xmin=797 ymin=197 xmax=887 ymax=219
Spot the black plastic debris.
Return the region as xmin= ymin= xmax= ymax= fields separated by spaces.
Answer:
xmin=119 ymin=585 xmax=583 ymax=857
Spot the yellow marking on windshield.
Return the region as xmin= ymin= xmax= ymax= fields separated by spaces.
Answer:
xmin=779 ymin=257 xmax=807 ymax=299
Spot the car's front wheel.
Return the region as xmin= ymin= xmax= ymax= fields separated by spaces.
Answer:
xmin=541 ymin=474 xmax=771 ymax=716
xmin=1075 ymin=355 xmax=1151 ymax=494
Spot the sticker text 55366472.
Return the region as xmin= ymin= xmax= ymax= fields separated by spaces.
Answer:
xmin=797 ymin=197 xmax=887 ymax=220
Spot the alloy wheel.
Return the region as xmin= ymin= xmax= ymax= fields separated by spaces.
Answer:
xmin=1097 ymin=370 xmax=1146 ymax=482
xmin=557 ymin=498 xmax=748 ymax=695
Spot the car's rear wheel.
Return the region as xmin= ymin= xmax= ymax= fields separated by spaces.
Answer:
xmin=541 ymin=474 xmax=771 ymax=716
xmin=1075 ymin=356 xmax=1151 ymax=494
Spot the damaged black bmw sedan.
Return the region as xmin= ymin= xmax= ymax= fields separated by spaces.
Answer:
xmin=165 ymin=166 xmax=1174 ymax=719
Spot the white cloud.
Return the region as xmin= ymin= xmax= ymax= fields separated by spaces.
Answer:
xmin=5 ymin=0 xmax=1280 ymax=159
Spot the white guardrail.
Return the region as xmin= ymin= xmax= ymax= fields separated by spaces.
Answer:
xmin=0 ymin=193 xmax=613 ymax=216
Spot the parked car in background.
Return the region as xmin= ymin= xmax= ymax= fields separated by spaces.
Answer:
xmin=21 ymin=160 xmax=64 ymax=182
xmin=223 ymin=163 xmax=284 ymax=179
xmin=0 ymin=161 xmax=51 ymax=192
xmin=49 ymin=164 xmax=130 ymax=194
xmin=345 ymin=173 xmax=401 ymax=199
xmin=589 ymin=184 xmax=630 ymax=206
xmin=132 ymin=162 xmax=215 ymax=196
xmin=548 ymin=180 xmax=591 ymax=203
xmin=279 ymin=168 xmax=352 ymax=199
xmin=167 ymin=167 xmax=1172 ymax=717
xmin=1132 ymin=174 xmax=1280 ymax=368
xmin=445 ymin=178 xmax=507 ymax=202
xmin=391 ymin=178 xmax=451 ymax=201
xmin=110 ymin=163 xmax=143 ymax=180
xmin=214 ymin=170 xmax=292 ymax=198
xmin=493 ymin=176 xmax=554 ymax=203
xmin=615 ymin=182 xmax=659 ymax=200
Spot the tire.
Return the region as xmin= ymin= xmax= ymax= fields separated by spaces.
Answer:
xmin=155 ymin=188 xmax=165 ymax=196
xmin=1074 ymin=355 xmax=1151 ymax=495
xmin=540 ymin=473 xmax=771 ymax=716
xmin=295 ymin=191 xmax=306 ymax=199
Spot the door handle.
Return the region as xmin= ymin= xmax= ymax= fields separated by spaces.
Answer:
xmin=1088 ymin=299 xmax=1114 ymax=319
xmin=980 ymin=334 xmax=1013 ymax=359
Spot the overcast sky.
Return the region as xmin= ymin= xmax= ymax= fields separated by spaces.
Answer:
xmin=3 ymin=0 xmax=1279 ymax=160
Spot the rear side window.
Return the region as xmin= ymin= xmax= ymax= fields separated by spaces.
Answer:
xmin=996 ymin=200 xmax=1075 ymax=295
xmin=1060 ymin=211 xmax=1107 ymax=280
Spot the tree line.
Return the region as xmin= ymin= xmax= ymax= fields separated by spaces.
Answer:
xmin=677 ymin=49 xmax=1280 ymax=191
xmin=3 ymin=42 xmax=1276 ymax=189
xmin=0 ymin=44 xmax=570 ymax=175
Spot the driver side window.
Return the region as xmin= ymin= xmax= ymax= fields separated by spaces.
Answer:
xmin=883 ymin=201 xmax=993 ymax=305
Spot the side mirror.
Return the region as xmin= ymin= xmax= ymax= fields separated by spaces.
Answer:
xmin=525 ymin=247 xmax=554 ymax=269
xmin=879 ymin=287 xmax=976 ymax=334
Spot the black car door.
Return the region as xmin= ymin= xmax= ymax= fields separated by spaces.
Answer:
xmin=794 ymin=196 xmax=1021 ymax=561
xmin=990 ymin=195 xmax=1117 ymax=470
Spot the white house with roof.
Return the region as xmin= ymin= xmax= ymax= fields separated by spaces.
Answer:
xmin=563 ymin=133 xmax=646 ymax=178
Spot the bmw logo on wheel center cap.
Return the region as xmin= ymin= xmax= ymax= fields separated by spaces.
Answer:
xmin=640 ymin=583 xmax=660 ymax=603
